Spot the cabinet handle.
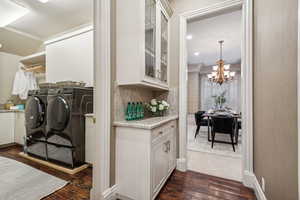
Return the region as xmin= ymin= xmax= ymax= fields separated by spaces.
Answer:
xmin=171 ymin=125 xmax=174 ymax=128
xmin=164 ymin=142 xmax=168 ymax=153
xmin=167 ymin=141 xmax=171 ymax=152
xmin=159 ymin=131 xmax=163 ymax=135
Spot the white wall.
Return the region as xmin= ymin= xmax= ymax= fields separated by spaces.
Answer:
xmin=0 ymin=52 xmax=21 ymax=103
xmin=46 ymin=30 xmax=94 ymax=86
xmin=169 ymin=0 xmax=231 ymax=87
xmin=187 ymin=72 xmax=200 ymax=114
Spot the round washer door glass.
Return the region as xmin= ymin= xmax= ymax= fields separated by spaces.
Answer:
xmin=25 ymin=96 xmax=46 ymax=129
xmin=47 ymin=96 xmax=70 ymax=131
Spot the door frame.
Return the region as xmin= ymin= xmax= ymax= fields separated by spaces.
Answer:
xmin=178 ymin=0 xmax=254 ymax=187
xmin=298 ymin=0 xmax=300 ymax=198
xmin=91 ymin=0 xmax=112 ymax=199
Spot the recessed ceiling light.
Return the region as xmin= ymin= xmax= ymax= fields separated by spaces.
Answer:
xmin=194 ymin=52 xmax=199 ymax=56
xmin=37 ymin=0 xmax=49 ymax=3
xmin=0 ymin=0 xmax=29 ymax=27
xmin=186 ymin=35 xmax=193 ymax=40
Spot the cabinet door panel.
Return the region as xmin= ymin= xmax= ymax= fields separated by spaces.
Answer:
xmin=160 ymin=10 xmax=168 ymax=83
xmin=167 ymin=129 xmax=176 ymax=173
xmin=0 ymin=116 xmax=14 ymax=145
xmin=145 ymin=0 xmax=157 ymax=79
xmin=151 ymin=137 xmax=168 ymax=195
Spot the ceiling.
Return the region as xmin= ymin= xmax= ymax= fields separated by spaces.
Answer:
xmin=7 ymin=0 xmax=93 ymax=40
xmin=187 ymin=10 xmax=242 ymax=66
xmin=0 ymin=28 xmax=43 ymax=56
xmin=0 ymin=0 xmax=93 ymax=56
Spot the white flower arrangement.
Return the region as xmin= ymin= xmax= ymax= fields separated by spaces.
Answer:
xmin=146 ymin=99 xmax=169 ymax=116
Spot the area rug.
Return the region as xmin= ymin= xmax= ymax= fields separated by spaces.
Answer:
xmin=187 ymin=124 xmax=242 ymax=158
xmin=0 ymin=156 xmax=68 ymax=200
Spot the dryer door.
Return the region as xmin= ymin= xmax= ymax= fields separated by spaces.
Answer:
xmin=47 ymin=96 xmax=70 ymax=132
xmin=25 ymin=96 xmax=46 ymax=129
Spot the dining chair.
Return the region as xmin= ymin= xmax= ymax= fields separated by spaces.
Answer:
xmin=194 ymin=111 xmax=208 ymax=138
xmin=211 ymin=115 xmax=236 ymax=152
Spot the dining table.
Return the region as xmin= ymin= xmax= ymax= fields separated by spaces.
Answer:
xmin=203 ymin=111 xmax=241 ymax=144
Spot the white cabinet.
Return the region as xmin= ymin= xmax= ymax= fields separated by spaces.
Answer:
xmin=45 ymin=27 xmax=94 ymax=87
xmin=116 ymin=0 xmax=172 ymax=91
xmin=0 ymin=113 xmax=15 ymax=145
xmin=115 ymin=119 xmax=177 ymax=200
xmin=14 ymin=112 xmax=26 ymax=145
xmin=151 ymin=133 xmax=170 ymax=195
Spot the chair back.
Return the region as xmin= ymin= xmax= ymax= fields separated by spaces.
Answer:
xmin=194 ymin=111 xmax=205 ymax=126
xmin=211 ymin=115 xmax=235 ymax=134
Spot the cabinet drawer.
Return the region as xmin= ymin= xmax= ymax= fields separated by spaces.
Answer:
xmin=151 ymin=120 xmax=176 ymax=142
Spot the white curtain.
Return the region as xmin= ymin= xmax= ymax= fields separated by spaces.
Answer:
xmin=200 ymin=73 xmax=241 ymax=112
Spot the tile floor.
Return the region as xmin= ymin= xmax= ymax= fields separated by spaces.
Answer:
xmin=187 ymin=114 xmax=243 ymax=181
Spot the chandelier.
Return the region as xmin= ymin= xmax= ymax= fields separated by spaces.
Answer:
xmin=207 ymin=41 xmax=236 ymax=85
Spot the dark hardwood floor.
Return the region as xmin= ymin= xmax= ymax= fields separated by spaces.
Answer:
xmin=0 ymin=145 xmax=256 ymax=200
xmin=157 ymin=170 xmax=257 ymax=200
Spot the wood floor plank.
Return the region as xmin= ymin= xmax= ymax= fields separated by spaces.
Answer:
xmin=0 ymin=145 xmax=256 ymax=200
xmin=156 ymin=170 xmax=257 ymax=200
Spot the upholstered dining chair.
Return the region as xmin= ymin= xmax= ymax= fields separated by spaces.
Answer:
xmin=194 ymin=111 xmax=208 ymax=138
xmin=210 ymin=115 xmax=236 ymax=152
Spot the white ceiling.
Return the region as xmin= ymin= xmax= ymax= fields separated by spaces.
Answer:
xmin=0 ymin=28 xmax=43 ymax=56
xmin=187 ymin=10 xmax=242 ymax=66
xmin=3 ymin=0 xmax=93 ymax=40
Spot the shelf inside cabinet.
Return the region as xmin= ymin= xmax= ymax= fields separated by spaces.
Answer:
xmin=118 ymin=81 xmax=169 ymax=91
xmin=20 ymin=51 xmax=45 ymax=67
xmin=23 ymin=65 xmax=45 ymax=73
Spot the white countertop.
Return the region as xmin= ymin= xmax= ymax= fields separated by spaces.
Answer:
xmin=0 ymin=110 xmax=24 ymax=113
xmin=114 ymin=115 xmax=179 ymax=130
xmin=85 ymin=113 xmax=94 ymax=117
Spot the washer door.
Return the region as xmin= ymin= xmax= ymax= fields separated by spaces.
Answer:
xmin=25 ymin=96 xmax=46 ymax=129
xmin=47 ymin=96 xmax=70 ymax=132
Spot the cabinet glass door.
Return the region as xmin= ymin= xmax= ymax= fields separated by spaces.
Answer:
xmin=160 ymin=11 xmax=168 ymax=83
xmin=145 ymin=0 xmax=156 ymax=78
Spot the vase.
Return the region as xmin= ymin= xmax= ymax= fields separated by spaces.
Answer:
xmin=152 ymin=111 xmax=164 ymax=117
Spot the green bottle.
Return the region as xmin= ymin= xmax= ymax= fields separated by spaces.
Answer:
xmin=132 ymin=102 xmax=137 ymax=120
xmin=140 ymin=102 xmax=144 ymax=119
xmin=136 ymin=102 xmax=141 ymax=120
xmin=136 ymin=102 xmax=140 ymax=120
xmin=125 ymin=102 xmax=131 ymax=121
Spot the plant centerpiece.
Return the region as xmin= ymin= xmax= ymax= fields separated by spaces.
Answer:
xmin=146 ymin=99 xmax=169 ymax=117
xmin=212 ymin=91 xmax=226 ymax=110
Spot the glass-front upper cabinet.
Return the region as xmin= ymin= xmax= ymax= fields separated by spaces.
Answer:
xmin=116 ymin=0 xmax=172 ymax=91
xmin=160 ymin=11 xmax=168 ymax=83
xmin=145 ymin=0 xmax=156 ymax=78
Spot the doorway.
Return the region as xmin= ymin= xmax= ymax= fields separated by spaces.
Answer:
xmin=178 ymin=0 xmax=254 ymax=187
xmin=186 ymin=8 xmax=243 ymax=181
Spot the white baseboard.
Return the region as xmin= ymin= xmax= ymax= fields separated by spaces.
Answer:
xmin=243 ymin=171 xmax=267 ymax=200
xmin=176 ymin=158 xmax=187 ymax=172
xmin=252 ymin=175 xmax=267 ymax=200
xmin=103 ymin=185 xmax=118 ymax=200
xmin=243 ymin=170 xmax=256 ymax=188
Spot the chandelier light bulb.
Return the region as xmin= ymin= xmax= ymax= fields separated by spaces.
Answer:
xmin=224 ymin=64 xmax=230 ymax=70
xmin=212 ymin=65 xmax=218 ymax=71
xmin=230 ymin=71 xmax=236 ymax=77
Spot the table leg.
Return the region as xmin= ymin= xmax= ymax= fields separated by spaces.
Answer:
xmin=208 ymin=117 xmax=211 ymax=141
